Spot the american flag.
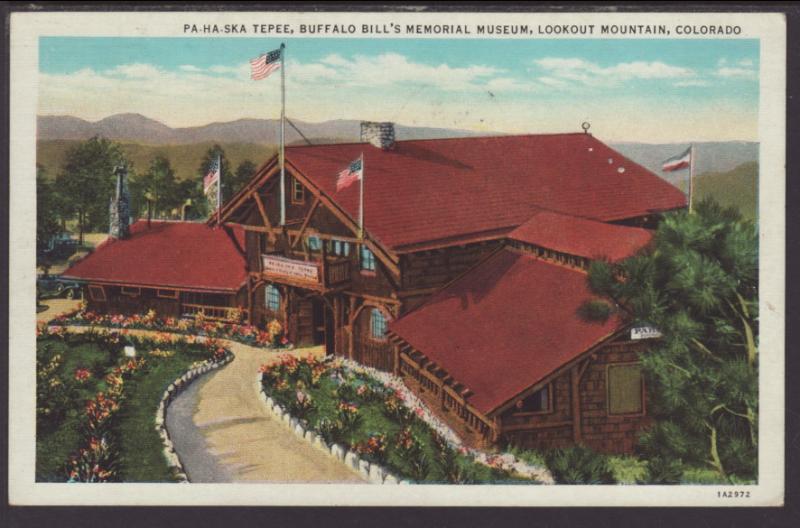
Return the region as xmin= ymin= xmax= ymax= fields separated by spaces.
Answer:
xmin=336 ymin=157 xmax=363 ymax=192
xmin=250 ymin=48 xmax=282 ymax=80
xmin=203 ymin=157 xmax=220 ymax=195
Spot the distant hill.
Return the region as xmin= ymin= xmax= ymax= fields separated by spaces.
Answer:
xmin=611 ymin=141 xmax=758 ymax=187
xmin=37 ymin=114 xmax=486 ymax=145
xmin=692 ymin=161 xmax=758 ymax=221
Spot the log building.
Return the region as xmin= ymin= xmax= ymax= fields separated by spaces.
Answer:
xmin=64 ymin=122 xmax=687 ymax=453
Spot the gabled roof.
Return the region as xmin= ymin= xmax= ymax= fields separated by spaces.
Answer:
xmin=62 ymin=221 xmax=247 ymax=292
xmin=388 ymin=249 xmax=624 ymax=415
xmin=274 ymin=133 xmax=684 ymax=251
xmin=509 ymin=210 xmax=654 ymax=262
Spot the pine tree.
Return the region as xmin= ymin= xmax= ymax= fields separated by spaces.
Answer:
xmin=584 ymin=199 xmax=758 ymax=482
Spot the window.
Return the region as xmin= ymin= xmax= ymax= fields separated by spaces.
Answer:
xmin=607 ymin=363 xmax=644 ymax=415
xmin=157 ymin=289 xmax=178 ymax=299
xmin=370 ymin=308 xmax=387 ymax=340
xmin=361 ymin=246 xmax=376 ymax=271
xmin=89 ymin=285 xmax=106 ymax=301
xmin=514 ymin=385 xmax=552 ymax=414
xmin=326 ymin=239 xmax=351 ymax=257
xmin=307 ymin=235 xmax=322 ymax=252
xmin=370 ymin=308 xmax=386 ymax=340
xmin=121 ymin=286 xmax=140 ymax=297
xmin=265 ymin=285 xmax=281 ymax=312
xmin=292 ymin=177 xmax=305 ymax=203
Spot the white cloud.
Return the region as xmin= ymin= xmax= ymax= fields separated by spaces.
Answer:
xmin=179 ymin=64 xmax=203 ymax=73
xmin=716 ymin=66 xmax=757 ymax=80
xmin=106 ymin=63 xmax=163 ymax=79
xmin=673 ymin=79 xmax=711 ymax=87
xmin=533 ymin=57 xmax=695 ymax=87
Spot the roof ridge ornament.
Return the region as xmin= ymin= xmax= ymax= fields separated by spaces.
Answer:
xmin=581 ymin=121 xmax=591 ymax=135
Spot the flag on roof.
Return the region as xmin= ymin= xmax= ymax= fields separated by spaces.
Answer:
xmin=661 ymin=146 xmax=692 ymax=172
xmin=336 ymin=157 xmax=363 ymax=191
xmin=250 ymin=48 xmax=282 ymax=80
xmin=203 ymin=157 xmax=220 ymax=195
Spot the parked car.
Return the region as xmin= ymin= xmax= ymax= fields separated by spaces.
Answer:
xmin=39 ymin=233 xmax=80 ymax=261
xmin=36 ymin=275 xmax=82 ymax=299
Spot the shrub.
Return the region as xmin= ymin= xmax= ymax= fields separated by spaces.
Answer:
xmin=681 ymin=466 xmax=730 ymax=484
xmin=543 ymin=445 xmax=615 ymax=484
xmin=396 ymin=427 xmax=429 ymax=482
xmin=607 ymin=455 xmax=649 ymax=484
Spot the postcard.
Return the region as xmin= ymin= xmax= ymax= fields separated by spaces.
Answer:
xmin=7 ymin=8 xmax=785 ymax=507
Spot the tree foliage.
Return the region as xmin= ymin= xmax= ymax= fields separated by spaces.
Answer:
xmin=197 ymin=145 xmax=231 ymax=212
xmin=129 ymin=155 xmax=181 ymax=219
xmin=55 ymin=136 xmax=127 ymax=243
xmin=36 ymin=165 xmax=61 ymax=271
xmin=585 ymin=199 xmax=758 ymax=482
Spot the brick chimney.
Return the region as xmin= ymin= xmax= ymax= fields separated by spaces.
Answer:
xmin=360 ymin=121 xmax=395 ymax=150
xmin=109 ymin=164 xmax=131 ymax=239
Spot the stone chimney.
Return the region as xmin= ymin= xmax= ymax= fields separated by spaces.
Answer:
xmin=360 ymin=121 xmax=395 ymax=150
xmin=109 ymin=164 xmax=131 ymax=239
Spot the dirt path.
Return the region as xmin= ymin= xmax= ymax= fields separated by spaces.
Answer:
xmin=57 ymin=321 xmax=364 ymax=483
xmin=188 ymin=341 xmax=364 ymax=483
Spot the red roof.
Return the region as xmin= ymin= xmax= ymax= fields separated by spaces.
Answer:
xmin=388 ymin=249 xmax=623 ymax=414
xmin=63 ymin=221 xmax=247 ymax=292
xmin=509 ymin=210 xmax=653 ymax=262
xmin=284 ymin=133 xmax=685 ymax=250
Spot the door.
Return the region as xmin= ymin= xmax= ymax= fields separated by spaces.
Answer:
xmin=311 ymin=297 xmax=335 ymax=355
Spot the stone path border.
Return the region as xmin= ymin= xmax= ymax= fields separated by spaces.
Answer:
xmin=155 ymin=351 xmax=235 ymax=482
xmin=256 ymin=372 xmax=407 ymax=485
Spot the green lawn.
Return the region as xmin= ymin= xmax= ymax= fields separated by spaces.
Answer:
xmin=263 ymin=359 xmax=528 ymax=484
xmin=36 ymin=332 xmax=216 ymax=482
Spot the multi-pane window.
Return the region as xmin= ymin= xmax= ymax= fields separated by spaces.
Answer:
xmin=292 ymin=177 xmax=305 ymax=203
xmin=265 ymin=285 xmax=281 ymax=312
xmin=361 ymin=246 xmax=376 ymax=271
xmin=607 ymin=363 xmax=644 ymax=415
xmin=370 ymin=308 xmax=387 ymax=340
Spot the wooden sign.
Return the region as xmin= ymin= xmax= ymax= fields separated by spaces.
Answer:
xmin=262 ymin=254 xmax=319 ymax=282
xmin=630 ymin=326 xmax=662 ymax=340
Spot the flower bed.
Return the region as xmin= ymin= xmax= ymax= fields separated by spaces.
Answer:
xmin=36 ymin=325 xmax=230 ymax=482
xmin=47 ymin=305 xmax=288 ymax=349
xmin=259 ymin=354 xmax=551 ymax=484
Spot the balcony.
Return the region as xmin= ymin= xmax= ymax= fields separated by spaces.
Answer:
xmin=261 ymin=253 xmax=351 ymax=290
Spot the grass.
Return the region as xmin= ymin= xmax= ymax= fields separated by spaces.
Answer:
xmin=36 ymin=332 xmax=216 ymax=482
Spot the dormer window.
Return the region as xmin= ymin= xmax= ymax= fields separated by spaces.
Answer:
xmin=292 ymin=177 xmax=305 ymax=204
xmin=361 ymin=246 xmax=376 ymax=271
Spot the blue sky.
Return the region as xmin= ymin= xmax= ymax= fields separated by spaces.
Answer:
xmin=39 ymin=37 xmax=759 ymax=142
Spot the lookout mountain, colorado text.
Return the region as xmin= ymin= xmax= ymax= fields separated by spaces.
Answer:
xmin=182 ymin=23 xmax=743 ymax=36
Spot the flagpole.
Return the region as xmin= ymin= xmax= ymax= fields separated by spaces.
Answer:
xmin=689 ymin=144 xmax=695 ymax=213
xmin=279 ymin=42 xmax=286 ymax=226
xmin=216 ymin=153 xmax=221 ymax=225
xmin=359 ymin=153 xmax=364 ymax=240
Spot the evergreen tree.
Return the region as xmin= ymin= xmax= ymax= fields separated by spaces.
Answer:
xmin=231 ymin=159 xmax=258 ymax=199
xmin=130 ymin=155 xmax=180 ymax=219
xmin=55 ymin=136 xmax=126 ymax=243
xmin=584 ymin=199 xmax=758 ymax=482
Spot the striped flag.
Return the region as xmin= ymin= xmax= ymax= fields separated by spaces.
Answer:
xmin=203 ymin=157 xmax=220 ymax=195
xmin=661 ymin=147 xmax=692 ymax=172
xmin=250 ymin=48 xmax=282 ymax=81
xmin=336 ymin=157 xmax=363 ymax=191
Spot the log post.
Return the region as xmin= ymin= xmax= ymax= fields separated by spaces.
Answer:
xmin=571 ymin=365 xmax=582 ymax=443
xmin=348 ymin=295 xmax=357 ymax=360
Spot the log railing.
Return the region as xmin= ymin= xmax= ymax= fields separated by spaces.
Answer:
xmin=182 ymin=303 xmax=248 ymax=323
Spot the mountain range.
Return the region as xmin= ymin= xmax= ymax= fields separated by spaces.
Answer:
xmin=37 ymin=113 xmax=758 ymax=182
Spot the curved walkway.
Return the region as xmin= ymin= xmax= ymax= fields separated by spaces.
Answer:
xmin=54 ymin=318 xmax=364 ymax=483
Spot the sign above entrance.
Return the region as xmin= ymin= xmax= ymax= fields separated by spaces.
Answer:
xmin=262 ymin=254 xmax=320 ymax=282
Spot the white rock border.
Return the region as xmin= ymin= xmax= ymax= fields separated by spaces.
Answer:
xmin=156 ymin=351 xmax=235 ymax=483
xmin=256 ymin=372 xmax=406 ymax=485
